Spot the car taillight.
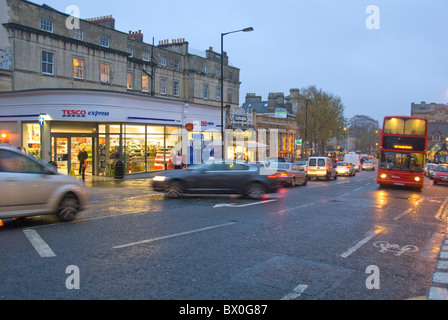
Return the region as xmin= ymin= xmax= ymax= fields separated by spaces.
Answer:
xmin=268 ymin=172 xmax=288 ymax=179
xmin=347 ymin=166 xmax=350 ymax=169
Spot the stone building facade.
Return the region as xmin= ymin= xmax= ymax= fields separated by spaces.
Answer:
xmin=0 ymin=0 xmax=241 ymax=109
xmin=411 ymin=101 xmax=448 ymax=161
xmin=236 ymin=89 xmax=301 ymax=160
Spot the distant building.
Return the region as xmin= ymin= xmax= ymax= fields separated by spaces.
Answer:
xmin=236 ymin=89 xmax=300 ymax=160
xmin=411 ymin=102 xmax=448 ymax=161
xmin=411 ymin=101 xmax=448 ymax=122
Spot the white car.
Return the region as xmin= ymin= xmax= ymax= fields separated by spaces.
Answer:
xmin=0 ymin=145 xmax=88 ymax=222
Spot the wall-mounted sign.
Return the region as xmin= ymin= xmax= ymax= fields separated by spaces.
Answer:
xmin=185 ymin=123 xmax=194 ymax=131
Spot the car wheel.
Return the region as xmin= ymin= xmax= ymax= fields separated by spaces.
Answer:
xmin=166 ymin=180 xmax=183 ymax=198
xmin=334 ymin=174 xmax=337 ymax=180
xmin=326 ymin=174 xmax=330 ymax=181
xmin=290 ymin=177 xmax=296 ymax=187
xmin=303 ymin=177 xmax=307 ymax=186
xmin=57 ymin=193 xmax=79 ymax=222
xmin=245 ymin=182 xmax=265 ymax=199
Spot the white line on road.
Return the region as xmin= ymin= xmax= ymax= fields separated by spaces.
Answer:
xmin=280 ymin=284 xmax=308 ymax=300
xmin=23 ymin=229 xmax=56 ymax=258
xmin=435 ymin=197 xmax=448 ymax=223
xmin=393 ymin=208 xmax=413 ymax=221
xmin=340 ymin=230 xmax=382 ymax=258
xmin=213 ymin=199 xmax=276 ymax=208
xmin=113 ymin=222 xmax=237 ymax=249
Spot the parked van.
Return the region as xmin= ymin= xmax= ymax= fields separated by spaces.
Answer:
xmin=344 ymin=152 xmax=362 ymax=172
xmin=307 ymin=156 xmax=337 ymax=180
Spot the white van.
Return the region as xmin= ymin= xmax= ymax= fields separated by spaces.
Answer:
xmin=344 ymin=152 xmax=362 ymax=172
xmin=307 ymin=156 xmax=337 ymax=180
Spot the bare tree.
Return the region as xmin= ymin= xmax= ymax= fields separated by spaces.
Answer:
xmin=348 ymin=115 xmax=380 ymax=153
xmin=297 ymin=85 xmax=346 ymax=155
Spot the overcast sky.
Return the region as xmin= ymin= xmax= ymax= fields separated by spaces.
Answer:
xmin=38 ymin=0 xmax=448 ymax=124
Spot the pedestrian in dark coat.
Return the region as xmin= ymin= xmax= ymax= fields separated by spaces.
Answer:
xmin=77 ymin=148 xmax=88 ymax=180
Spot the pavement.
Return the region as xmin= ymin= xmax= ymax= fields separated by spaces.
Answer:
xmin=79 ymin=171 xmax=161 ymax=189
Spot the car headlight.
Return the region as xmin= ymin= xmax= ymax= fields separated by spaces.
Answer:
xmin=153 ymin=176 xmax=167 ymax=182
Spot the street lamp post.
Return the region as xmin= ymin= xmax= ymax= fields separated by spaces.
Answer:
xmin=221 ymin=27 xmax=254 ymax=159
xmin=298 ymin=94 xmax=320 ymax=160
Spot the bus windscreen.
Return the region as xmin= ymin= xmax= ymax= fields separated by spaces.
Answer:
xmin=379 ymin=152 xmax=425 ymax=172
xmin=383 ymin=118 xmax=427 ymax=136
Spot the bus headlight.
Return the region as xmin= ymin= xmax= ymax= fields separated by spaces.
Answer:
xmin=380 ymin=173 xmax=387 ymax=179
xmin=414 ymin=177 xmax=420 ymax=182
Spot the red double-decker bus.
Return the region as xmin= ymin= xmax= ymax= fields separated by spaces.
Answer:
xmin=377 ymin=116 xmax=428 ymax=189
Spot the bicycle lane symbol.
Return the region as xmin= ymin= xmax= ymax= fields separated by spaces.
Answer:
xmin=373 ymin=241 xmax=419 ymax=257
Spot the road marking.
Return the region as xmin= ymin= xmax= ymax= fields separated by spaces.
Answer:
xmin=340 ymin=230 xmax=382 ymax=258
xmin=23 ymin=229 xmax=56 ymax=258
xmin=428 ymin=287 xmax=448 ymax=300
xmin=353 ymin=186 xmax=364 ymax=191
xmin=277 ymin=203 xmax=315 ymax=214
xmin=435 ymin=197 xmax=448 ymax=223
xmin=394 ymin=208 xmax=413 ymax=221
xmin=213 ymin=199 xmax=276 ymax=208
xmin=113 ymin=222 xmax=237 ymax=249
xmin=280 ymin=284 xmax=308 ymax=300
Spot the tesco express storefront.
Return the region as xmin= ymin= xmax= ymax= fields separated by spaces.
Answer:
xmin=0 ymin=89 xmax=223 ymax=177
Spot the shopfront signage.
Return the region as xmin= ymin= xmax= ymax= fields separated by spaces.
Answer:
xmin=62 ymin=109 xmax=110 ymax=118
xmin=185 ymin=123 xmax=194 ymax=131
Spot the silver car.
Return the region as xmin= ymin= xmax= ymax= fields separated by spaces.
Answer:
xmin=0 ymin=145 xmax=88 ymax=222
xmin=267 ymin=162 xmax=307 ymax=187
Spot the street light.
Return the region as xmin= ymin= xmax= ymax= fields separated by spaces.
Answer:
xmin=298 ymin=93 xmax=320 ymax=159
xmin=221 ymin=27 xmax=254 ymax=158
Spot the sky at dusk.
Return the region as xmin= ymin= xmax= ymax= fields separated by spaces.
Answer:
xmin=37 ymin=0 xmax=448 ymax=124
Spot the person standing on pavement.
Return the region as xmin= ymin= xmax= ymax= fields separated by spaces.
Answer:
xmin=77 ymin=148 xmax=88 ymax=180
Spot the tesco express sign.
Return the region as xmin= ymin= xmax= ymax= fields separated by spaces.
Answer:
xmin=62 ymin=109 xmax=110 ymax=118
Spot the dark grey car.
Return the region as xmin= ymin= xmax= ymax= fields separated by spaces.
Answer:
xmin=152 ymin=161 xmax=279 ymax=199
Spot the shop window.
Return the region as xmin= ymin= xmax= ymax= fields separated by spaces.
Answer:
xmin=147 ymin=126 xmax=164 ymax=134
xmin=125 ymin=125 xmax=145 ymax=174
xmin=23 ymin=123 xmax=41 ymax=158
xmin=99 ymin=124 xmax=121 ymax=134
xmin=147 ymin=134 xmax=165 ymax=171
xmin=99 ymin=134 xmax=120 ymax=176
